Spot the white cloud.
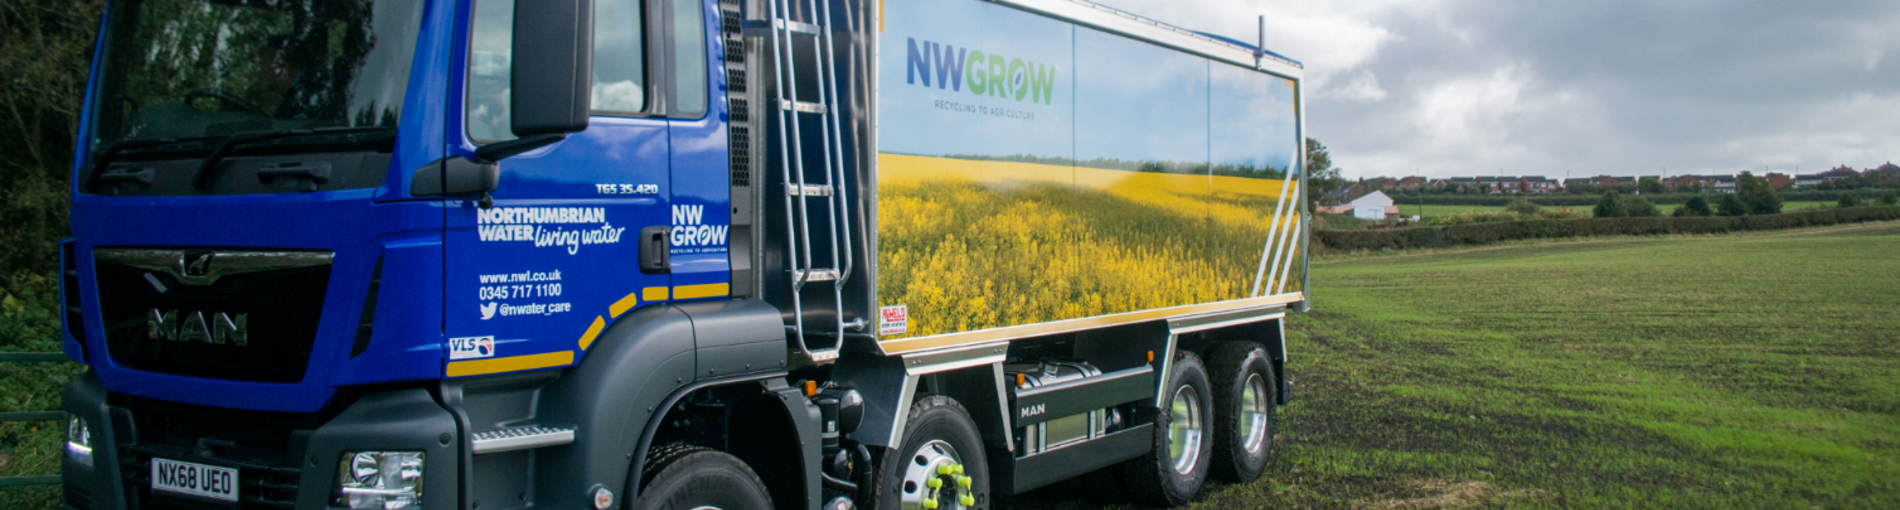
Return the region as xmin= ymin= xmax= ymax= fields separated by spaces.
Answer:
xmin=1326 ymin=70 xmax=1387 ymax=102
xmin=1096 ymin=0 xmax=1900 ymax=179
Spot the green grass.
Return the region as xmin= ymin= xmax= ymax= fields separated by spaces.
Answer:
xmin=1006 ymin=221 xmax=1900 ymax=509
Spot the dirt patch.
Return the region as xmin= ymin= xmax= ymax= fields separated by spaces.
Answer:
xmin=1368 ymin=479 xmax=1545 ymax=509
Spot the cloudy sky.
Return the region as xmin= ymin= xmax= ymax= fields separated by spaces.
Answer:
xmin=1098 ymin=0 xmax=1900 ymax=179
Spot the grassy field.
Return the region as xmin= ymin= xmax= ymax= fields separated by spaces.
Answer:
xmin=1006 ymin=220 xmax=1900 ymax=509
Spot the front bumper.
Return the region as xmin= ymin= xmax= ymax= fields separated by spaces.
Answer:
xmin=62 ymin=370 xmax=462 ymax=510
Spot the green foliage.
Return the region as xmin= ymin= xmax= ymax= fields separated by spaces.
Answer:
xmin=1593 ymin=191 xmax=1627 ymax=218
xmin=1504 ymin=197 xmax=1540 ymax=215
xmin=1718 ymin=193 xmax=1749 ymax=216
xmin=1838 ymin=191 xmax=1861 ymax=208
xmin=1638 ymin=176 xmax=1666 ymax=194
xmin=1882 ymin=191 xmax=1900 ymax=206
xmin=1306 ymin=137 xmax=1348 ymax=203
xmin=0 ymin=0 xmax=103 ymax=296
xmin=1673 ymin=195 xmax=1713 ymax=217
xmin=1738 ymin=171 xmax=1784 ymax=214
xmin=1315 ymin=206 xmax=1900 ymax=251
xmin=1428 ymin=207 xmax=1583 ymax=227
xmin=1626 ymin=196 xmax=1661 ymax=217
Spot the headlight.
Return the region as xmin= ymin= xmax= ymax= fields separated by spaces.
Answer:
xmin=66 ymin=415 xmax=93 ymax=466
xmin=336 ymin=451 xmax=424 ymax=509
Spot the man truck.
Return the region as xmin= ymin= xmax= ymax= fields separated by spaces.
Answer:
xmin=57 ymin=0 xmax=1310 ymax=508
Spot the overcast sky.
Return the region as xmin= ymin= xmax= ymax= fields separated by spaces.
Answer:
xmin=1097 ymin=0 xmax=1900 ymax=179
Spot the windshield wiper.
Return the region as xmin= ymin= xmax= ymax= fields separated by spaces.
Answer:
xmin=192 ymin=126 xmax=395 ymax=191
xmin=84 ymin=137 xmax=217 ymax=192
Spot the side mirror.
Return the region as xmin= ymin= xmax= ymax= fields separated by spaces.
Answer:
xmin=511 ymin=0 xmax=594 ymax=137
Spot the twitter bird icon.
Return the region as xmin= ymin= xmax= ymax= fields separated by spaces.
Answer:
xmin=480 ymin=302 xmax=498 ymax=320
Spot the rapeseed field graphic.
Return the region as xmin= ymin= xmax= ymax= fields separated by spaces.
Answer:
xmin=877 ymin=154 xmax=1303 ymax=340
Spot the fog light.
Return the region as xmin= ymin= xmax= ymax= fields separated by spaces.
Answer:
xmin=337 ymin=451 xmax=424 ymax=509
xmin=66 ymin=415 xmax=93 ymax=466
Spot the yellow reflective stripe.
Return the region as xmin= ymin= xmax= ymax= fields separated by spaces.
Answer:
xmin=609 ymin=291 xmax=642 ymax=318
xmin=643 ymin=286 xmax=669 ymax=302
xmin=447 ymin=351 xmax=574 ymax=378
xmin=577 ymin=315 xmax=607 ymax=350
xmin=672 ymin=283 xmax=729 ymax=300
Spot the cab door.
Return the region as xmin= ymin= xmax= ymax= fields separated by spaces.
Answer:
xmin=442 ymin=0 xmax=673 ymax=376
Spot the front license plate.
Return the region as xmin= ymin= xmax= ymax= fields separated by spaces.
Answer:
xmin=151 ymin=457 xmax=239 ymax=503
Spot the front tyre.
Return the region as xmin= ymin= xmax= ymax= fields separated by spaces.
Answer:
xmin=875 ymin=395 xmax=990 ymax=510
xmin=1207 ymin=341 xmax=1277 ymax=483
xmin=1121 ymin=350 xmax=1214 ymax=507
xmin=634 ymin=444 xmax=773 ymax=510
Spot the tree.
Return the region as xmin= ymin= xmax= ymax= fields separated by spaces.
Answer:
xmin=1638 ymin=176 xmax=1665 ymax=194
xmin=1881 ymin=190 xmax=1899 ymax=206
xmin=1838 ymin=191 xmax=1861 ymax=208
xmin=1737 ymin=171 xmax=1783 ymax=215
xmin=1594 ymin=191 xmax=1628 ymax=218
xmin=1717 ymin=193 xmax=1749 ymax=216
xmin=1673 ymin=195 xmax=1713 ymax=217
xmin=1305 ymin=137 xmax=1348 ymax=203
xmin=1626 ymin=197 xmax=1661 ymax=217
xmin=1505 ymin=197 xmax=1541 ymax=216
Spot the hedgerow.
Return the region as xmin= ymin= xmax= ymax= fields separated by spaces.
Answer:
xmin=1316 ymin=206 xmax=1900 ymax=252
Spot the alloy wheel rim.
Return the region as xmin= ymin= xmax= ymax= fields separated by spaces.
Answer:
xmin=1241 ymin=373 xmax=1271 ymax=453
xmin=900 ymin=439 xmax=973 ymax=510
xmin=1169 ymin=385 xmax=1204 ymax=475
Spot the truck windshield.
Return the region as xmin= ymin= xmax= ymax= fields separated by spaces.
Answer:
xmin=88 ymin=0 xmax=424 ymax=154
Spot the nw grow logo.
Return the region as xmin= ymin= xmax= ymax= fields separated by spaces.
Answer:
xmin=906 ymin=38 xmax=1056 ymax=104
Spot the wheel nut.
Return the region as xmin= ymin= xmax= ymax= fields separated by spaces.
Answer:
xmin=960 ymin=495 xmax=975 ymax=506
xmin=927 ymin=478 xmax=942 ymax=489
xmin=957 ymin=476 xmax=972 ymax=487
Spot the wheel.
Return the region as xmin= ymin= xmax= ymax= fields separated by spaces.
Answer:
xmin=634 ymin=444 xmax=774 ymax=510
xmin=874 ymin=395 xmax=989 ymax=510
xmin=1207 ymin=342 xmax=1277 ymax=483
xmin=1119 ymin=350 xmax=1214 ymax=507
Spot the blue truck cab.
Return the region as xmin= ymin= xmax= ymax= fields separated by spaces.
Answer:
xmin=60 ymin=1 xmax=792 ymax=509
xmin=60 ymin=1 xmax=1311 ymax=509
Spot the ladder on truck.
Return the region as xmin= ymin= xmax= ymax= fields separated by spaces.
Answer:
xmin=750 ymin=0 xmax=855 ymax=363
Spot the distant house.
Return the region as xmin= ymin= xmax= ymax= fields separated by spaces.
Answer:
xmin=1320 ymin=190 xmax=1399 ymax=220
xmin=1820 ymin=166 xmax=1859 ymax=183
xmin=1867 ymin=163 xmax=1900 ymax=184
xmin=1666 ymin=175 xmax=1704 ymax=191
xmin=1793 ymin=174 xmax=1823 ymax=188
xmin=1397 ymin=176 xmax=1428 ymax=189
xmin=1521 ymin=176 xmax=1558 ymax=193
xmin=1710 ymin=175 xmax=1738 ymax=193
xmin=1765 ymin=173 xmax=1793 ymax=189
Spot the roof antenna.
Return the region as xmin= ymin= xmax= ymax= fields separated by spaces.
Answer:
xmin=1255 ymin=15 xmax=1266 ymax=67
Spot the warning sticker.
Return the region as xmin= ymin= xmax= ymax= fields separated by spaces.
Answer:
xmin=879 ymin=305 xmax=909 ymax=336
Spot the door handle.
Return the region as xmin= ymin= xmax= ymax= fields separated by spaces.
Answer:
xmin=640 ymin=226 xmax=671 ymax=274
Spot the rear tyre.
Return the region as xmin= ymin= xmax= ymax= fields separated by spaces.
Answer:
xmin=1207 ymin=341 xmax=1277 ymax=483
xmin=874 ymin=395 xmax=990 ymax=510
xmin=1120 ymin=350 xmax=1214 ymax=507
xmin=634 ymin=444 xmax=773 ymax=510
